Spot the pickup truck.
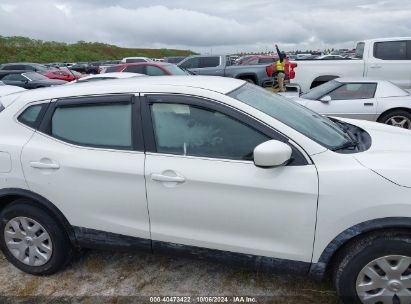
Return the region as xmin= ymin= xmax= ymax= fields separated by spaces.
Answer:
xmin=291 ymin=37 xmax=411 ymax=93
xmin=178 ymin=55 xmax=274 ymax=87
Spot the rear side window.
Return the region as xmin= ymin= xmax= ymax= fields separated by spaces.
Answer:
xmin=374 ymin=41 xmax=409 ymax=60
xmin=18 ymin=104 xmax=48 ymax=128
xmin=51 ymin=103 xmax=132 ymax=149
xmin=259 ymin=58 xmax=276 ymax=64
xmin=125 ymin=59 xmax=146 ymax=63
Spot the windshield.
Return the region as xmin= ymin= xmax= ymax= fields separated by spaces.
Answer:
xmin=164 ymin=64 xmax=189 ymax=75
xmin=228 ymin=84 xmax=352 ymax=150
xmin=301 ymin=80 xmax=343 ymax=100
xmin=23 ymin=72 xmax=49 ymax=81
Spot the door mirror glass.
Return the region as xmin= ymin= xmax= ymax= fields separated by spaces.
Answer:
xmin=253 ymin=140 xmax=292 ymax=168
xmin=320 ymin=95 xmax=332 ymax=103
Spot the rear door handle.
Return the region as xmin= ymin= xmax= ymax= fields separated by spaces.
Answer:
xmin=30 ymin=161 xmax=60 ymax=170
xmin=151 ymin=173 xmax=185 ymax=183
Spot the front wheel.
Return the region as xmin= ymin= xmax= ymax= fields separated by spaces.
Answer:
xmin=0 ymin=199 xmax=73 ymax=275
xmin=334 ymin=231 xmax=411 ymax=304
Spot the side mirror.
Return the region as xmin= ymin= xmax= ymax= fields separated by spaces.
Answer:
xmin=320 ymin=95 xmax=332 ymax=103
xmin=253 ymin=140 xmax=292 ymax=168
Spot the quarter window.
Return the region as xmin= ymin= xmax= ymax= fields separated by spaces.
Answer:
xmin=150 ymin=103 xmax=270 ymax=160
xmin=18 ymin=104 xmax=48 ymax=129
xmin=328 ymin=83 xmax=377 ymax=100
xmin=51 ymin=102 xmax=133 ymax=149
xmin=374 ymin=41 xmax=409 ymax=60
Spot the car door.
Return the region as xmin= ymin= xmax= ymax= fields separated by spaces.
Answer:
xmin=305 ymin=82 xmax=378 ymax=121
xmin=142 ymin=94 xmax=318 ymax=262
xmin=20 ymin=95 xmax=151 ymax=241
xmin=366 ymin=40 xmax=411 ymax=89
xmin=196 ymin=56 xmax=224 ymax=76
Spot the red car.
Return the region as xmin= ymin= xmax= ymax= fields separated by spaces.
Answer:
xmin=41 ymin=69 xmax=79 ymax=82
xmin=104 ymin=62 xmax=189 ymax=76
xmin=239 ymin=55 xmax=279 ymax=65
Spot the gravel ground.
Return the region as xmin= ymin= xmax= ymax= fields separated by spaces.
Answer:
xmin=0 ymin=248 xmax=340 ymax=304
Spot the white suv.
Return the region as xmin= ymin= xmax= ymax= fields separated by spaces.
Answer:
xmin=0 ymin=76 xmax=411 ymax=304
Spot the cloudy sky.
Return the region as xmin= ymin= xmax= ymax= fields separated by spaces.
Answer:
xmin=0 ymin=0 xmax=410 ymax=53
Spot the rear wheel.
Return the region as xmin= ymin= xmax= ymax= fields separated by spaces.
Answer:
xmin=0 ymin=199 xmax=72 ymax=275
xmin=334 ymin=231 xmax=411 ymax=304
xmin=378 ymin=110 xmax=411 ymax=129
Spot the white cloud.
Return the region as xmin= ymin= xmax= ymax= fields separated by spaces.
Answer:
xmin=0 ymin=0 xmax=410 ymax=53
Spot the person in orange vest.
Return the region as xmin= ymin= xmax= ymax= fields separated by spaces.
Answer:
xmin=275 ymin=44 xmax=287 ymax=92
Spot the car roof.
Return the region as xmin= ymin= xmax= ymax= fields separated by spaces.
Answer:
xmin=118 ymin=62 xmax=175 ymax=67
xmin=362 ymin=37 xmax=411 ymax=43
xmin=11 ymin=76 xmax=245 ymax=104
xmin=78 ymin=72 xmax=145 ymax=80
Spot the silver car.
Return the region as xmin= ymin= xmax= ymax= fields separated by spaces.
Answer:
xmin=294 ymin=78 xmax=411 ymax=129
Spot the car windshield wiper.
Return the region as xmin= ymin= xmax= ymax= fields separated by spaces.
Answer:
xmin=331 ymin=139 xmax=359 ymax=151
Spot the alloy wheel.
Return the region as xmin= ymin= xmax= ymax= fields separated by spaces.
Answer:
xmin=356 ymin=255 xmax=411 ymax=303
xmin=384 ymin=116 xmax=411 ymax=129
xmin=4 ymin=216 xmax=53 ymax=266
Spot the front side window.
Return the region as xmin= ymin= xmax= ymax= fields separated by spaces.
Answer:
xmin=229 ymin=83 xmax=352 ymax=150
xmin=374 ymin=41 xmax=408 ymax=60
xmin=179 ymin=57 xmax=200 ymax=69
xmin=301 ymin=80 xmax=343 ymax=100
xmin=51 ymin=102 xmax=132 ymax=149
xmin=150 ymin=103 xmax=269 ymax=160
xmin=328 ymin=83 xmax=377 ymax=100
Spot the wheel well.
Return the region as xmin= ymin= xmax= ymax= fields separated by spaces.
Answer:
xmin=310 ymin=217 xmax=411 ymax=280
xmin=310 ymin=75 xmax=339 ymax=89
xmin=377 ymin=107 xmax=411 ymax=122
xmin=236 ymin=74 xmax=257 ymax=84
xmin=0 ymin=189 xmax=76 ymax=245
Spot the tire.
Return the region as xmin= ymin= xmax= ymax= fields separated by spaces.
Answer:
xmin=378 ymin=110 xmax=411 ymax=129
xmin=333 ymin=231 xmax=411 ymax=304
xmin=243 ymin=78 xmax=256 ymax=84
xmin=0 ymin=199 xmax=72 ymax=275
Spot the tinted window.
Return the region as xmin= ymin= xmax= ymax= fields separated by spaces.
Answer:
xmin=258 ymin=58 xmax=276 ymax=64
xmin=2 ymin=65 xmax=25 ymax=70
xmin=328 ymin=83 xmax=377 ymax=100
xmin=151 ymin=103 xmax=269 ymax=160
xmin=301 ymin=80 xmax=343 ymax=100
xmin=51 ymin=103 xmax=132 ymax=149
xmin=199 ymin=57 xmax=220 ymax=68
xmin=18 ymin=104 xmax=47 ymax=128
xmin=179 ymin=57 xmax=200 ymax=69
xmin=1 ymin=74 xmax=27 ymax=81
xmin=125 ymin=59 xmax=146 ymax=63
xmin=124 ymin=65 xmax=146 ymax=74
xmin=146 ymin=66 xmax=168 ymax=76
xmin=374 ymin=41 xmax=408 ymax=60
xmin=163 ymin=65 xmax=188 ymax=75
xmin=23 ymin=72 xmax=48 ymax=81
xmin=105 ymin=66 xmax=120 ymax=73
xmin=355 ymin=42 xmax=365 ymax=59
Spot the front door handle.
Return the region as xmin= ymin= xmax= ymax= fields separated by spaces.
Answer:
xmin=30 ymin=161 xmax=60 ymax=170
xmin=369 ymin=64 xmax=382 ymax=69
xmin=151 ymin=173 xmax=185 ymax=183
xmin=364 ymin=102 xmax=374 ymax=106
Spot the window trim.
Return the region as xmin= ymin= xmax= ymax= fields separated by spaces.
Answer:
xmin=140 ymin=94 xmax=308 ymax=166
xmin=38 ymin=94 xmax=144 ymax=152
xmin=323 ymin=82 xmax=378 ymax=100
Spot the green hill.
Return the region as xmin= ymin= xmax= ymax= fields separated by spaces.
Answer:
xmin=0 ymin=36 xmax=197 ymax=63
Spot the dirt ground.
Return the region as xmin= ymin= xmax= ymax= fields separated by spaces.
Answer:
xmin=0 ymin=248 xmax=340 ymax=304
